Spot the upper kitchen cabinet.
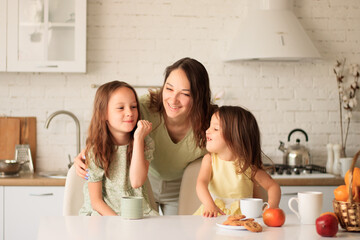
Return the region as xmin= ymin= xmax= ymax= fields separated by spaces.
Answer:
xmin=4 ymin=0 xmax=86 ymax=73
xmin=0 ymin=0 xmax=6 ymax=71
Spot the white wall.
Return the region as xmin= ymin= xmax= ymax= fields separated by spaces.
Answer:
xmin=0 ymin=0 xmax=359 ymax=172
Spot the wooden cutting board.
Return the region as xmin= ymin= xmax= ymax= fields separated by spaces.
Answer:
xmin=0 ymin=117 xmax=37 ymax=170
xmin=0 ymin=118 xmax=21 ymax=159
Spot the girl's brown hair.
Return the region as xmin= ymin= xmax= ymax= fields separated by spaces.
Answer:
xmin=149 ymin=57 xmax=217 ymax=148
xmin=216 ymin=106 xmax=263 ymax=179
xmin=85 ymin=81 xmax=140 ymax=177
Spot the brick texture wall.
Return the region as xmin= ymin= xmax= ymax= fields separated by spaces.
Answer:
xmin=0 ymin=0 xmax=359 ymax=171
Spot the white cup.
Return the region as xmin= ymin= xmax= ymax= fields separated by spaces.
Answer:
xmin=121 ymin=196 xmax=143 ymax=219
xmin=240 ymin=198 xmax=269 ymax=218
xmin=340 ymin=157 xmax=353 ymax=177
xmin=288 ymin=191 xmax=323 ymax=224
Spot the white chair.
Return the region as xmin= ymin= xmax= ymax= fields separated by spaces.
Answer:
xmin=177 ymin=158 xmax=268 ymax=215
xmin=63 ymin=165 xmax=85 ymax=216
xmin=63 ymin=165 xmax=157 ymax=216
xmin=178 ymin=158 xmax=202 ymax=215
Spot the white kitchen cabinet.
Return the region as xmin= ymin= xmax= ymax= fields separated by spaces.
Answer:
xmin=0 ymin=186 xmax=3 ymax=240
xmin=0 ymin=0 xmax=6 ymax=71
xmin=4 ymin=186 xmax=64 ymax=240
xmin=3 ymin=0 xmax=86 ymax=72
xmin=279 ymin=186 xmax=336 ymax=215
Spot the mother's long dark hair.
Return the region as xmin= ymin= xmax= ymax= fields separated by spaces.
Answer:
xmin=149 ymin=57 xmax=217 ymax=148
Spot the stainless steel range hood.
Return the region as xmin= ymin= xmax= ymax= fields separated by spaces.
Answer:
xmin=225 ymin=0 xmax=321 ymax=61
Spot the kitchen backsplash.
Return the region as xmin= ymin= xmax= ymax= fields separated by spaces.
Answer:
xmin=0 ymin=0 xmax=359 ymax=171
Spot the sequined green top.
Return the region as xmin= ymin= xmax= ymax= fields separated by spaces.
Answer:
xmin=79 ymin=136 xmax=158 ymax=216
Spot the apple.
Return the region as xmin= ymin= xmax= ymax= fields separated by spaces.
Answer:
xmin=315 ymin=214 xmax=338 ymax=237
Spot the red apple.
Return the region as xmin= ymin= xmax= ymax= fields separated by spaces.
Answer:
xmin=315 ymin=214 xmax=338 ymax=237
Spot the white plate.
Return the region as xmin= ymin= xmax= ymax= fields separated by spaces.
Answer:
xmin=216 ymin=223 xmax=246 ymax=230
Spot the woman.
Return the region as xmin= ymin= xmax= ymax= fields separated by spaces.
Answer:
xmin=74 ymin=57 xmax=217 ymax=215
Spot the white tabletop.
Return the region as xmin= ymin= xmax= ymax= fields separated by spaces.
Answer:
xmin=37 ymin=214 xmax=359 ymax=240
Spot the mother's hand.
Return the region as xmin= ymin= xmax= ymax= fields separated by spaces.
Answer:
xmin=74 ymin=149 xmax=88 ymax=179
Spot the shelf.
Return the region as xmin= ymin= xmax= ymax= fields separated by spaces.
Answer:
xmin=20 ymin=22 xmax=75 ymax=28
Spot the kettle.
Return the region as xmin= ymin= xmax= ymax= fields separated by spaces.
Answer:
xmin=278 ymin=128 xmax=311 ymax=166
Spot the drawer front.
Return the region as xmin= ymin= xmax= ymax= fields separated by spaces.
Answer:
xmin=4 ymin=186 xmax=64 ymax=240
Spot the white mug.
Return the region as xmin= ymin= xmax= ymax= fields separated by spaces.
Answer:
xmin=340 ymin=157 xmax=353 ymax=177
xmin=288 ymin=191 xmax=323 ymax=224
xmin=240 ymin=198 xmax=269 ymax=218
xmin=121 ymin=196 xmax=143 ymax=219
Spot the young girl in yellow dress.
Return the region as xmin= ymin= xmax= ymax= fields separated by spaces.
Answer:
xmin=194 ymin=106 xmax=281 ymax=217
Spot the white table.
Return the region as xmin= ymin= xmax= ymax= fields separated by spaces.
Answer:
xmin=37 ymin=214 xmax=359 ymax=240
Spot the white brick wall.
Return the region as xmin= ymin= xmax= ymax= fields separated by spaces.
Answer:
xmin=0 ymin=0 xmax=359 ymax=171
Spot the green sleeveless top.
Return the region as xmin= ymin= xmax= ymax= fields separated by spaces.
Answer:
xmin=139 ymin=94 xmax=207 ymax=181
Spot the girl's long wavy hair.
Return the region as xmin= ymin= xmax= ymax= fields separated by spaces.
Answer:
xmin=85 ymin=81 xmax=140 ymax=177
xmin=216 ymin=106 xmax=264 ymax=180
xmin=149 ymin=57 xmax=217 ymax=148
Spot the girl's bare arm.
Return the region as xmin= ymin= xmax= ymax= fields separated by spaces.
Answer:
xmin=254 ymin=169 xmax=281 ymax=208
xmin=196 ymin=153 xmax=225 ymax=217
xmin=88 ymin=181 xmax=117 ymax=216
xmin=129 ymin=120 xmax=152 ymax=188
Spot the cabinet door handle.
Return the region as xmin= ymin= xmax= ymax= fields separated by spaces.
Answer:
xmin=36 ymin=65 xmax=59 ymax=68
xmin=29 ymin=193 xmax=54 ymax=196
xmin=282 ymin=192 xmax=297 ymax=196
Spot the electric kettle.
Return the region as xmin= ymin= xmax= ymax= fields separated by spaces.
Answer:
xmin=278 ymin=128 xmax=311 ymax=166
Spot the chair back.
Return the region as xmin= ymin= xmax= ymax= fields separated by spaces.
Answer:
xmin=178 ymin=158 xmax=202 ymax=215
xmin=63 ymin=165 xmax=85 ymax=216
xmin=63 ymin=165 xmax=157 ymax=216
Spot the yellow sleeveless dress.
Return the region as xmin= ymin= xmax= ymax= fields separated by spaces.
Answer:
xmin=194 ymin=153 xmax=253 ymax=215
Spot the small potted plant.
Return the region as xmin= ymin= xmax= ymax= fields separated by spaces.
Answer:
xmin=333 ymin=59 xmax=359 ymax=157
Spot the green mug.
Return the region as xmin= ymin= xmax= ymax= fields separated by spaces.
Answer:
xmin=121 ymin=196 xmax=143 ymax=219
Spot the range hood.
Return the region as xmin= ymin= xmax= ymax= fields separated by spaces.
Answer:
xmin=225 ymin=0 xmax=321 ymax=61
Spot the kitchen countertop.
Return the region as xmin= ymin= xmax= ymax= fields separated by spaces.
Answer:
xmin=37 ymin=214 xmax=359 ymax=240
xmin=0 ymin=172 xmax=65 ymax=186
xmin=275 ymin=177 xmax=344 ymax=186
xmin=0 ymin=173 xmax=344 ymax=187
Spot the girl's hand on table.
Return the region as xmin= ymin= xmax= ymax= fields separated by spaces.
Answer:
xmin=203 ymin=205 xmax=225 ymax=218
xmin=74 ymin=150 xmax=88 ymax=180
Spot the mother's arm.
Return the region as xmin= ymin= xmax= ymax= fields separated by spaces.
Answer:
xmin=74 ymin=150 xmax=88 ymax=179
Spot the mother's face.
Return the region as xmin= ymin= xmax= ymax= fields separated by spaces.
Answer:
xmin=162 ymin=68 xmax=193 ymax=121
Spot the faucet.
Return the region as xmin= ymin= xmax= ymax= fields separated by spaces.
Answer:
xmin=45 ymin=110 xmax=81 ymax=168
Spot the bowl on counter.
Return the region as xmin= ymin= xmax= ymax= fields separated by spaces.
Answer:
xmin=0 ymin=159 xmax=28 ymax=177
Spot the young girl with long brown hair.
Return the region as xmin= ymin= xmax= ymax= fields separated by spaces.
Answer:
xmin=79 ymin=81 xmax=158 ymax=216
xmin=195 ymin=106 xmax=281 ymax=217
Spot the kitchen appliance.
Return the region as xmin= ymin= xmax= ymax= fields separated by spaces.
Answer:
xmin=265 ymin=163 xmax=335 ymax=179
xmin=278 ymin=128 xmax=311 ymax=166
xmin=225 ymin=0 xmax=321 ymax=61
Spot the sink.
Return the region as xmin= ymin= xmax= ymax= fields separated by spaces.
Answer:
xmin=38 ymin=171 xmax=68 ymax=179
